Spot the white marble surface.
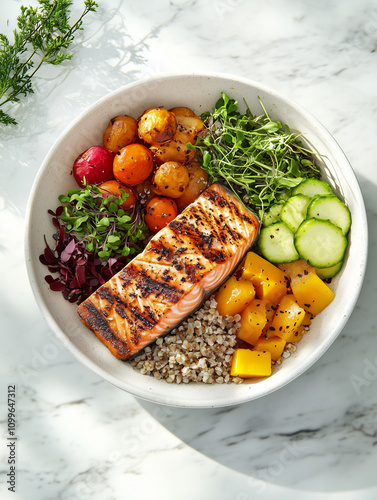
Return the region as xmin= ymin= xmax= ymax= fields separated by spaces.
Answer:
xmin=1 ymin=0 xmax=377 ymax=498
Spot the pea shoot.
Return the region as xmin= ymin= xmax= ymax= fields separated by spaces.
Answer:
xmin=57 ymin=184 xmax=148 ymax=260
xmin=40 ymin=184 xmax=149 ymax=304
xmin=194 ymin=92 xmax=321 ymax=218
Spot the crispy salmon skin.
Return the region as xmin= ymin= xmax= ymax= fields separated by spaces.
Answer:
xmin=77 ymin=183 xmax=260 ymax=359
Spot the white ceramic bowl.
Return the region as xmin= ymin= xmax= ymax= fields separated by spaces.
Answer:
xmin=25 ymin=73 xmax=368 ymax=408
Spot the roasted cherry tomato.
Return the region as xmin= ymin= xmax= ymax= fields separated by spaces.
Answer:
xmin=99 ymin=180 xmax=137 ymax=210
xmin=144 ymin=196 xmax=178 ymax=232
xmin=113 ymin=143 xmax=154 ymax=186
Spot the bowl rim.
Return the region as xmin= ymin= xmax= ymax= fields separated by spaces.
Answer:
xmin=24 ymin=71 xmax=368 ymax=408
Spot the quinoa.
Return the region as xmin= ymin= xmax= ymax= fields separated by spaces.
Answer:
xmin=131 ymin=298 xmax=307 ymax=383
xmin=130 ymin=297 xmax=244 ymax=384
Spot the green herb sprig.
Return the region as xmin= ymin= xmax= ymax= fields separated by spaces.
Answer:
xmin=57 ymin=184 xmax=149 ymax=261
xmin=0 ymin=0 xmax=98 ymax=125
xmin=194 ymin=92 xmax=321 ymax=217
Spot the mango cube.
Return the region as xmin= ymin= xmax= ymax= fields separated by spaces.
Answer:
xmin=216 ymin=276 xmax=255 ymax=317
xmin=286 ymin=311 xmax=313 ymax=343
xmin=230 ymin=349 xmax=272 ymax=378
xmin=266 ymin=294 xmax=305 ymax=341
xmin=253 ymin=336 xmax=286 ymax=361
xmin=237 ymin=299 xmax=268 ymax=346
xmin=278 ymin=259 xmax=315 ymax=280
xmin=242 ymin=252 xmax=288 ymax=304
xmin=291 ymin=272 xmax=334 ymax=316
xmin=262 ymin=302 xmax=278 ymax=337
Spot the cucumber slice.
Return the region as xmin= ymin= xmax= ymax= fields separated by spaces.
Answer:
xmin=307 ymin=195 xmax=351 ymax=234
xmin=276 ymin=190 xmax=291 ymax=203
xmin=263 ymin=202 xmax=284 ymax=227
xmin=315 ymin=261 xmax=343 ymax=279
xmin=295 ymin=219 xmax=347 ymax=268
xmin=292 ymin=179 xmax=333 ymax=198
xmin=258 ymin=221 xmax=299 ymax=264
xmin=280 ymin=194 xmax=311 ymax=232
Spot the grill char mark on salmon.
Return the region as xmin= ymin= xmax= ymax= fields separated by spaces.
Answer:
xmin=77 ymin=183 xmax=260 ymax=359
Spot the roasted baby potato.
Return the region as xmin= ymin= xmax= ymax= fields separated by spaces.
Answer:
xmin=134 ymin=176 xmax=155 ymax=206
xmin=175 ymin=159 xmax=208 ymax=211
xmin=103 ymin=115 xmax=138 ymax=153
xmin=168 ymin=106 xmax=197 ymax=117
xmin=150 ymin=108 xmax=204 ymax=164
xmin=152 ymin=161 xmax=190 ymax=198
xmin=138 ymin=107 xmax=177 ymax=145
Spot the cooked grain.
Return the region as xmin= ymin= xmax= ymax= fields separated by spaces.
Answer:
xmin=130 ymin=297 xmax=244 ymax=384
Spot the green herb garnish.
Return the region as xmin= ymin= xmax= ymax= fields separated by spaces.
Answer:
xmin=57 ymin=184 xmax=149 ymax=261
xmin=194 ymin=92 xmax=321 ymax=218
xmin=0 ymin=0 xmax=98 ymax=126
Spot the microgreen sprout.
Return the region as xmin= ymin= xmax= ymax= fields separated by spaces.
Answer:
xmin=194 ymin=92 xmax=321 ymax=218
xmin=40 ymin=184 xmax=149 ymax=303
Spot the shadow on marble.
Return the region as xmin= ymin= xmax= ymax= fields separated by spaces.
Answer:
xmin=0 ymin=2 xmax=157 ymax=157
xmin=0 ymin=6 xmax=156 ymax=219
xmin=140 ymin=172 xmax=377 ymax=493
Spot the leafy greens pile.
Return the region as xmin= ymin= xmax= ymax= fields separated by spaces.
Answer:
xmin=195 ymin=92 xmax=321 ymax=217
xmin=40 ymin=185 xmax=149 ymax=304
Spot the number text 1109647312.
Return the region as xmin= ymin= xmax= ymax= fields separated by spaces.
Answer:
xmin=7 ymin=385 xmax=17 ymax=493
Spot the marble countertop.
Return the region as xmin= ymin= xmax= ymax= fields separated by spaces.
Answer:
xmin=1 ymin=0 xmax=377 ymax=498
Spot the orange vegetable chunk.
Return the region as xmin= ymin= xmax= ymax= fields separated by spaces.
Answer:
xmin=253 ymin=336 xmax=286 ymax=361
xmin=216 ymin=277 xmax=255 ymax=317
xmin=230 ymin=349 xmax=271 ymax=378
xmin=237 ymin=299 xmax=268 ymax=346
xmin=267 ymin=294 xmax=305 ymax=341
xmin=291 ymin=272 xmax=335 ymax=316
xmin=286 ymin=311 xmax=313 ymax=343
xmin=278 ymin=259 xmax=315 ymax=280
xmin=261 ymin=302 xmax=278 ymax=338
xmin=242 ymin=252 xmax=288 ymax=304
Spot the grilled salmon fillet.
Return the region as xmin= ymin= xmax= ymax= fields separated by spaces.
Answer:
xmin=77 ymin=183 xmax=260 ymax=359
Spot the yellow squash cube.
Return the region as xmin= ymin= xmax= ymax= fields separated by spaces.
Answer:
xmin=237 ymin=299 xmax=268 ymax=346
xmin=230 ymin=349 xmax=272 ymax=378
xmin=216 ymin=276 xmax=255 ymax=317
xmin=242 ymin=252 xmax=288 ymax=304
xmin=266 ymin=294 xmax=305 ymax=341
xmin=253 ymin=336 xmax=286 ymax=361
xmin=286 ymin=311 xmax=313 ymax=343
xmin=278 ymin=259 xmax=315 ymax=280
xmin=291 ymin=272 xmax=335 ymax=316
xmin=262 ymin=302 xmax=279 ymax=338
